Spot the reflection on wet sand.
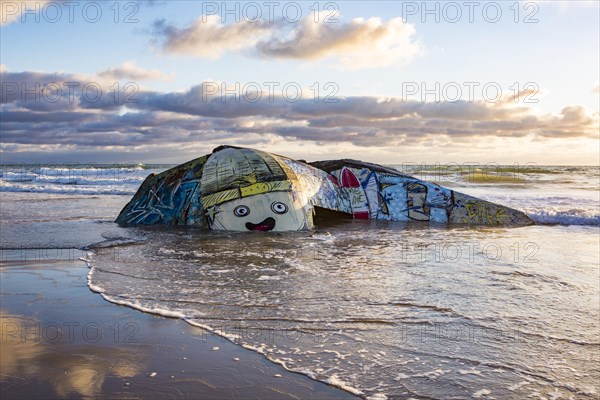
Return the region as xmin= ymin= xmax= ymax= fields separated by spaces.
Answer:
xmin=0 ymin=269 xmax=356 ymax=400
xmin=1 ymin=311 xmax=143 ymax=398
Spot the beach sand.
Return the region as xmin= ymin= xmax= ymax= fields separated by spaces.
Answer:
xmin=0 ymin=256 xmax=357 ymax=399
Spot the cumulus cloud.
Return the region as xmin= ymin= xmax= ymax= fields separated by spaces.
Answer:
xmin=153 ymin=13 xmax=421 ymax=69
xmin=0 ymin=0 xmax=50 ymax=25
xmin=256 ymin=14 xmax=420 ymax=69
xmin=152 ymin=15 xmax=272 ymax=60
xmin=1 ymin=69 xmax=598 ymax=160
xmin=97 ymin=61 xmax=174 ymax=81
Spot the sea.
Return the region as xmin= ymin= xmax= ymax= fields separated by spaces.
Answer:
xmin=1 ymin=163 xmax=599 ymax=399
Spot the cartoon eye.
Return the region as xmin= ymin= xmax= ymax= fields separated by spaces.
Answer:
xmin=234 ymin=205 xmax=250 ymax=217
xmin=271 ymin=201 xmax=288 ymax=214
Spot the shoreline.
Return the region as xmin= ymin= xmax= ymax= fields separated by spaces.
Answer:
xmin=0 ymin=256 xmax=357 ymax=400
xmin=2 ymin=188 xmax=598 ymax=399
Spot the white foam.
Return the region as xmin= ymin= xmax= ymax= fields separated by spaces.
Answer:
xmin=507 ymin=381 xmax=530 ymax=391
xmin=256 ymin=275 xmax=281 ymax=281
xmin=367 ymin=394 xmax=388 ymax=400
xmin=529 ymin=210 xmax=600 ymax=226
xmin=87 ymin=282 xmax=105 ymax=294
xmin=86 ymin=264 xmax=106 ymax=294
xmin=164 ymin=316 xmax=369 ymax=399
xmin=395 ymin=373 xmax=410 ymax=381
xmin=459 ymin=368 xmax=483 ymax=375
xmin=420 ymin=369 xmax=449 ymax=379
xmin=0 ymin=165 xmax=162 ymax=195
xmin=94 ymin=287 xmax=187 ymax=319
xmin=0 ymin=181 xmax=136 ymax=195
xmin=326 ymin=374 xmax=364 ymax=396
xmin=472 ymin=388 xmax=491 ymax=398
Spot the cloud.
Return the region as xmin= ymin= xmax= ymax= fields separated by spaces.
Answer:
xmin=152 ymin=13 xmax=420 ymax=69
xmin=0 ymin=0 xmax=50 ymax=25
xmin=0 ymin=312 xmax=142 ymax=399
xmin=97 ymin=61 xmax=174 ymax=81
xmin=256 ymin=14 xmax=420 ymax=69
xmin=1 ymin=69 xmax=598 ymax=162
xmin=495 ymin=87 xmax=542 ymax=107
xmin=0 ymin=63 xmax=174 ymax=112
xmin=152 ymin=15 xmax=272 ymax=60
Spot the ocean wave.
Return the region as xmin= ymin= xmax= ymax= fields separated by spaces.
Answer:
xmin=528 ymin=210 xmax=600 ymax=226
xmin=1 ymin=165 xmax=149 ymax=177
xmin=0 ymin=164 xmax=165 ymax=195
xmin=1 ymin=175 xmax=145 ymax=186
xmin=0 ymin=181 xmax=136 ymax=195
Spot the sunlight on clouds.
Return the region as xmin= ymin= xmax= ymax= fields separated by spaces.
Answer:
xmin=236 ymin=117 xmax=307 ymax=130
xmin=256 ymin=13 xmax=421 ymax=69
xmin=153 ymin=12 xmax=420 ymax=69
xmin=1 ymin=69 xmax=598 ymax=164
xmin=153 ymin=15 xmax=272 ymax=60
xmin=494 ymin=87 xmax=546 ymax=108
xmin=0 ymin=312 xmax=142 ymax=399
xmin=98 ymin=61 xmax=175 ymax=82
xmin=2 ymin=134 xmax=599 ymax=165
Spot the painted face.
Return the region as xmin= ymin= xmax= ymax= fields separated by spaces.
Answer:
xmin=207 ymin=191 xmax=311 ymax=232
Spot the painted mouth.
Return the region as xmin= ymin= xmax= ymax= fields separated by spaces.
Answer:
xmin=245 ymin=217 xmax=276 ymax=231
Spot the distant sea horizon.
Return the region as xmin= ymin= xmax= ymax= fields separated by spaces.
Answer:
xmin=1 ymin=163 xmax=598 ymax=226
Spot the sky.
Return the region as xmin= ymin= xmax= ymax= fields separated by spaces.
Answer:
xmin=0 ymin=0 xmax=599 ymax=165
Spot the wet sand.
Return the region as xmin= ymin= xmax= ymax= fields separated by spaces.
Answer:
xmin=0 ymin=257 xmax=357 ymax=399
